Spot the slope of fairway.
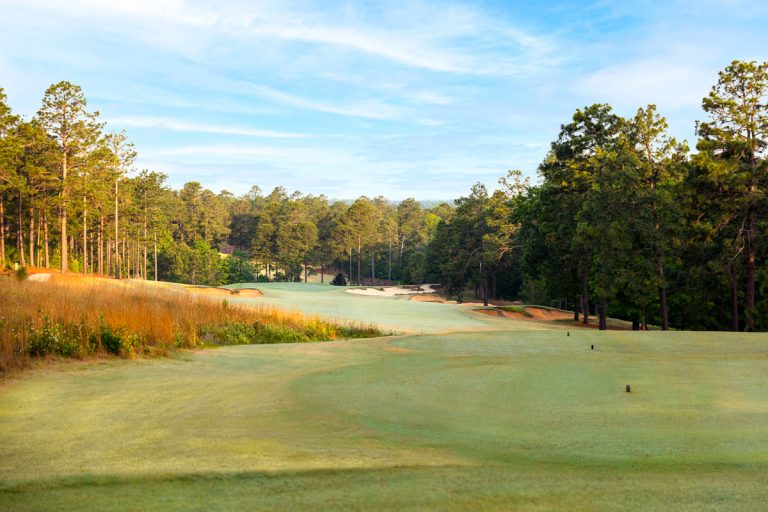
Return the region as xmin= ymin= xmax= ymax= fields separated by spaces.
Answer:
xmin=224 ymin=282 xmax=522 ymax=333
xmin=2 ymin=319 xmax=768 ymax=510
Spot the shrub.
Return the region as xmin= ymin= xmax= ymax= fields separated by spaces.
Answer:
xmin=15 ymin=266 xmax=28 ymax=281
xmin=28 ymin=317 xmax=83 ymax=358
xmin=100 ymin=324 xmax=123 ymax=355
xmin=331 ymin=273 xmax=347 ymax=286
xmin=252 ymin=320 xmax=311 ymax=343
xmin=199 ymin=322 xmax=254 ymax=345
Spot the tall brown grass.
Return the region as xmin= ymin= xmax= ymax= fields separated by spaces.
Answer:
xmin=0 ymin=275 xmax=379 ymax=372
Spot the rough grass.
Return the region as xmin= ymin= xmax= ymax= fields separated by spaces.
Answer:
xmin=2 ymin=327 xmax=768 ymax=510
xmin=0 ymin=276 xmax=379 ymax=371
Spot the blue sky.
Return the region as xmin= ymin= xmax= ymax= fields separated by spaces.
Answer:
xmin=1 ymin=0 xmax=766 ymax=199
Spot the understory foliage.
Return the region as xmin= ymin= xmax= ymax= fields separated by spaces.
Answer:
xmin=0 ymin=276 xmax=379 ymax=371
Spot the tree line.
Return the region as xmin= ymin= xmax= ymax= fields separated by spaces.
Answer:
xmin=426 ymin=60 xmax=767 ymax=332
xmin=0 ymin=83 xmax=446 ymax=287
xmin=0 ymin=60 xmax=765 ymax=331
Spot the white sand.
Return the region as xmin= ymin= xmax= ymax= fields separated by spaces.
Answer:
xmin=27 ymin=273 xmax=51 ymax=282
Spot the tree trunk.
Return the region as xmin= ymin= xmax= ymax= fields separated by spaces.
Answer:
xmin=82 ymin=199 xmax=88 ymax=274
xmin=114 ymin=178 xmax=120 ymax=279
xmin=153 ymin=231 xmax=158 ymax=281
xmin=657 ymin=246 xmax=669 ymax=330
xmin=729 ymin=263 xmax=739 ymax=332
xmin=28 ymin=207 xmax=35 ymax=268
xmin=17 ymin=193 xmax=25 ymax=267
xmin=60 ymin=154 xmax=68 ymax=274
xmin=483 ymin=279 xmax=489 ymax=307
xmin=651 ymin=194 xmax=669 ymax=330
xmin=357 ymin=238 xmax=361 ymax=286
xmin=388 ymin=237 xmax=392 ymax=282
xmin=348 ymin=247 xmax=352 ymax=285
xmin=370 ymin=250 xmax=375 ymax=285
xmin=598 ymin=302 xmax=607 ymax=330
xmin=90 ymin=231 xmax=94 ymax=274
xmin=98 ymin=215 xmax=103 ymax=275
xmin=745 ymin=206 xmax=756 ymax=331
xmin=143 ymin=201 xmax=148 ymax=280
xmin=574 ymin=295 xmax=580 ymax=322
xmin=137 ymin=239 xmax=141 ymax=278
xmin=0 ymin=195 xmax=5 ymax=264
xmin=581 ymin=268 xmax=590 ymax=325
xmin=106 ymin=237 xmax=111 ymax=275
xmin=36 ymin=209 xmax=43 ymax=267
xmin=320 ymin=248 xmax=324 ymax=284
xmin=304 ymin=261 xmax=308 ymax=283
xmin=123 ymin=237 xmax=128 ymax=278
xmin=43 ymin=213 xmax=50 ymax=268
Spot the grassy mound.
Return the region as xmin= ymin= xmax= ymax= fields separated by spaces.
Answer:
xmin=0 ymin=276 xmax=380 ymax=371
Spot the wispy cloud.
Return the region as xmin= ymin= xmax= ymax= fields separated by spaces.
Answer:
xmin=234 ymin=82 xmax=410 ymax=121
xmin=155 ymin=144 xmax=355 ymax=165
xmin=576 ymin=56 xmax=713 ymax=110
xmin=3 ymin=0 xmax=765 ymax=199
xmin=17 ymin=0 xmax=556 ymax=77
xmin=106 ymin=116 xmax=310 ymax=139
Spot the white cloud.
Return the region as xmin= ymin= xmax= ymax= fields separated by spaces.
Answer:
xmin=410 ymin=91 xmax=457 ymax=106
xmin=236 ymin=83 xmax=410 ymax=120
xmin=106 ymin=116 xmax=310 ymax=139
xmin=155 ymin=144 xmax=355 ymax=165
xmin=15 ymin=0 xmax=555 ymax=77
xmin=47 ymin=0 xmax=216 ymax=27
xmin=576 ymin=56 xmax=714 ymax=110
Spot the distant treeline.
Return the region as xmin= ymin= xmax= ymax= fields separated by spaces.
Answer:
xmin=0 ymin=60 xmax=766 ymax=331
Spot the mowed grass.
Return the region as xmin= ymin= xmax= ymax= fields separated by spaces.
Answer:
xmin=2 ymin=326 xmax=768 ymax=510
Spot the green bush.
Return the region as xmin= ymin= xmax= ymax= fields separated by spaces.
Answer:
xmin=199 ymin=322 xmax=254 ymax=345
xmin=100 ymin=325 xmax=123 ymax=355
xmin=15 ymin=266 xmax=28 ymax=281
xmin=28 ymin=317 xmax=83 ymax=358
xmin=252 ymin=320 xmax=311 ymax=343
xmin=338 ymin=323 xmax=382 ymax=339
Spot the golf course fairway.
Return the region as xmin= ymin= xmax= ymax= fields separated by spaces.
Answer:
xmin=2 ymin=284 xmax=768 ymax=510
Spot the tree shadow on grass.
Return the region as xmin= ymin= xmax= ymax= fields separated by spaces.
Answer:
xmin=3 ymin=463 xmax=767 ymax=512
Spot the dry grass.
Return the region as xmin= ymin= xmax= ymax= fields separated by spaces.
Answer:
xmin=0 ymin=275 xmax=379 ymax=372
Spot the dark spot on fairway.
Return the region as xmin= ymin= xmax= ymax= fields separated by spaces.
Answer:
xmin=625 ymin=384 xmax=631 ymax=393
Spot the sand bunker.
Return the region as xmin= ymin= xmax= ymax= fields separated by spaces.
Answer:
xmin=476 ymin=306 xmax=573 ymax=321
xmin=186 ymin=286 xmax=263 ymax=298
xmin=409 ymin=294 xmax=447 ymax=303
xmin=346 ymin=284 xmax=438 ymax=297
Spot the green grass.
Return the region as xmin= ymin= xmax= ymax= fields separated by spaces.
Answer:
xmin=497 ymin=305 xmax=534 ymax=316
xmin=2 ymin=285 xmax=768 ymax=510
